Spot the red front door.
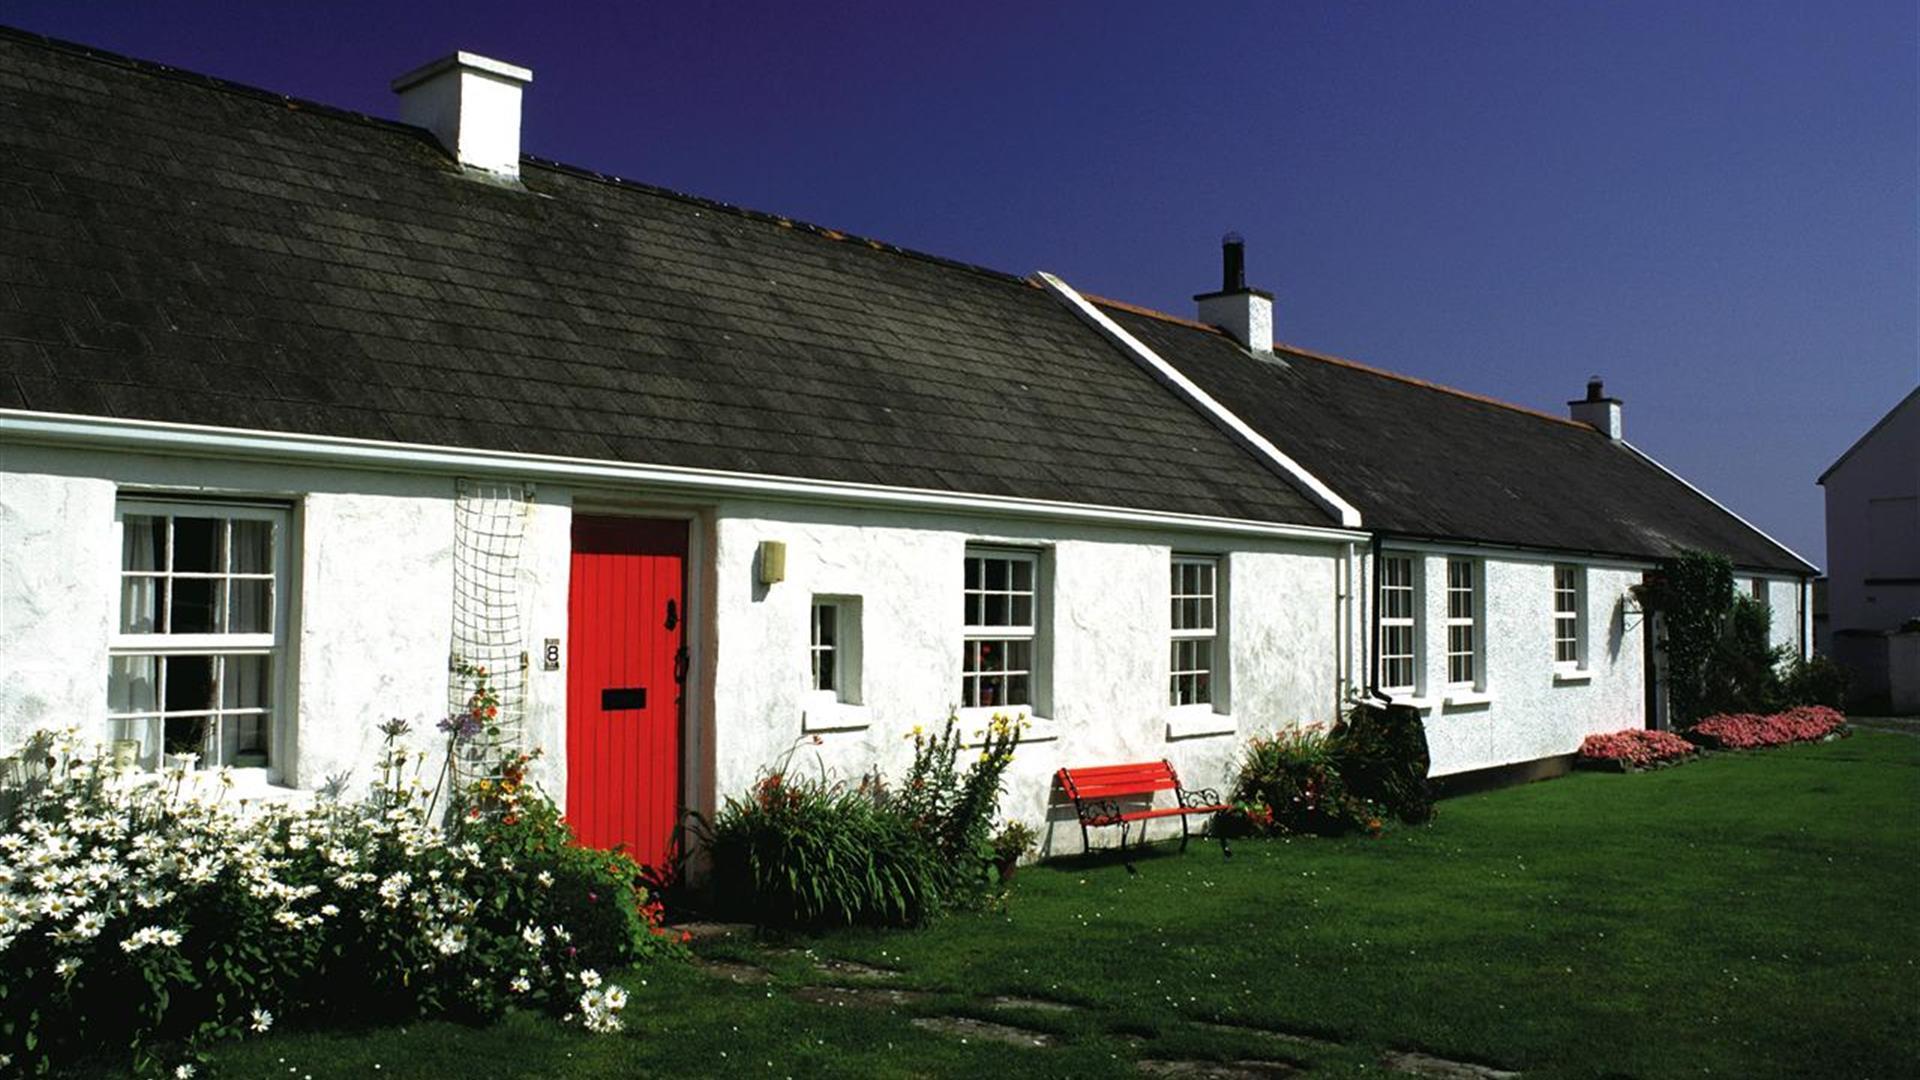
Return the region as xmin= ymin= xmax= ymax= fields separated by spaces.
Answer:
xmin=567 ymin=516 xmax=687 ymax=868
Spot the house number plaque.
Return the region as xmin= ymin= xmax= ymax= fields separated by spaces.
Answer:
xmin=543 ymin=638 xmax=560 ymax=671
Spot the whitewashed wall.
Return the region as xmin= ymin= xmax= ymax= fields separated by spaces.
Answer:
xmin=1754 ymin=575 xmax=1807 ymax=658
xmin=703 ymin=500 xmax=1348 ymax=856
xmin=1 ymin=444 xmax=1350 ymax=858
xmin=1362 ymin=548 xmax=1649 ymax=777
xmin=0 ymin=445 xmax=576 ymax=798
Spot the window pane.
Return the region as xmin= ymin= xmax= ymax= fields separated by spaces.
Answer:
xmin=985 ymin=593 xmax=1008 ymax=626
xmin=221 ymin=655 xmax=272 ymax=710
xmin=814 ymin=605 xmax=836 ymax=647
xmin=228 ymin=579 xmax=271 ymax=634
xmin=109 ymin=654 xmax=159 ymax=713
xmin=985 ymin=558 xmax=1008 ymax=591
xmin=164 ymin=654 xmax=215 ymax=714
xmin=1011 ymin=594 xmax=1032 ymax=627
xmin=232 ymin=714 xmax=270 ymax=759
xmin=1012 ymin=559 xmax=1033 ymax=592
xmin=170 ymin=578 xmax=223 ymax=633
xmin=122 ymin=515 xmax=162 ymax=572
xmin=173 ymin=517 xmax=221 ymax=573
xmin=964 ymin=558 xmax=981 ymax=589
xmin=1006 ymin=672 xmax=1030 ymax=707
xmin=231 ymin=519 xmax=274 ymax=574
xmin=120 ymin=577 xmax=164 ymax=634
xmin=164 ymin=715 xmax=211 ymax=758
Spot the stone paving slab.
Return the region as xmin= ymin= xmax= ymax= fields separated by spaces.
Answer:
xmin=691 ymin=958 xmax=774 ymax=985
xmin=816 ymin=957 xmax=904 ymax=980
xmin=910 ymin=1015 xmax=1057 ymax=1048
xmin=792 ymin=985 xmax=931 ymax=1008
xmin=670 ymin=921 xmax=754 ymax=944
xmin=1380 ymin=1049 xmax=1521 ymax=1079
xmin=1193 ymin=1020 xmax=1339 ymax=1050
xmin=987 ymin=994 xmax=1081 ymax=1013
xmin=1137 ymin=1059 xmax=1300 ymax=1078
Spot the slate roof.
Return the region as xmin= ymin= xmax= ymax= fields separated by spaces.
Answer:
xmin=1104 ymin=303 xmax=1816 ymax=574
xmin=0 ymin=27 xmax=1336 ymax=529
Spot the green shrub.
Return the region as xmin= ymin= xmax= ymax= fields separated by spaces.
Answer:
xmin=1329 ymin=700 xmax=1433 ymax=824
xmin=701 ymin=772 xmax=941 ymax=928
xmin=1224 ymin=724 xmax=1376 ymax=837
xmin=700 ymin=711 xmax=1025 ymax=928
xmin=1779 ymin=653 xmax=1849 ymax=710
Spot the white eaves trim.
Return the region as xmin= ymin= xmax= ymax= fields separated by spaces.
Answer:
xmin=1035 ymin=272 xmax=1364 ymax=530
xmin=1621 ymin=439 xmax=1819 ymax=575
xmin=0 ymin=409 xmax=1368 ymax=545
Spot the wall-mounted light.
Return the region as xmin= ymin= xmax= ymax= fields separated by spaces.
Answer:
xmin=757 ymin=540 xmax=787 ymax=585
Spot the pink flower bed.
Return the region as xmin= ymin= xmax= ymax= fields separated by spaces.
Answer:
xmin=1688 ymin=705 xmax=1847 ymax=750
xmin=1578 ymin=728 xmax=1697 ymax=768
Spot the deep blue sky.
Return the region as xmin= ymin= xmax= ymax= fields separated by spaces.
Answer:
xmin=12 ymin=2 xmax=1914 ymax=567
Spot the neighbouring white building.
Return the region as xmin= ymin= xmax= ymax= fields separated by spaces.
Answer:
xmin=0 ymin=31 xmax=1814 ymax=863
xmin=1819 ymin=387 xmax=1920 ymax=713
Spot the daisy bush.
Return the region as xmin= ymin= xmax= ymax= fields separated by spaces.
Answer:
xmin=1577 ymin=729 xmax=1698 ymax=769
xmin=0 ymin=676 xmax=680 ymax=1075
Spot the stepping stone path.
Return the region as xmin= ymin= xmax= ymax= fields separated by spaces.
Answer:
xmin=1379 ymin=1050 xmax=1521 ymax=1079
xmin=1195 ymin=1020 xmax=1340 ymax=1051
xmin=792 ymin=985 xmax=931 ymax=1008
xmin=910 ymin=1015 xmax=1057 ymax=1048
xmin=987 ymin=995 xmax=1080 ymax=1014
xmin=1136 ymin=1060 xmax=1299 ymax=1079
xmin=815 ymin=958 xmax=903 ymax=980
xmin=691 ymin=958 xmax=773 ymax=985
xmin=670 ymin=921 xmax=753 ymax=944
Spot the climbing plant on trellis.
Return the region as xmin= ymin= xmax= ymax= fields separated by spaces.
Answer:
xmin=448 ymin=478 xmax=534 ymax=784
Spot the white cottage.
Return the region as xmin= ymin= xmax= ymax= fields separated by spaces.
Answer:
xmin=0 ymin=31 xmax=1813 ymax=865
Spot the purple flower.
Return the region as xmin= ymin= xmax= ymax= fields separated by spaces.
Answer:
xmin=439 ymin=712 xmax=483 ymax=741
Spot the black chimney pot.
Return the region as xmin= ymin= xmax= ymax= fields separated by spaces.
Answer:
xmin=1586 ymin=376 xmax=1606 ymax=401
xmin=1222 ymin=232 xmax=1246 ymax=293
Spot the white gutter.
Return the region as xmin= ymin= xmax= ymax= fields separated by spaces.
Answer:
xmin=1035 ymin=272 xmax=1365 ymax=529
xmin=0 ymin=409 xmax=1367 ymax=545
xmin=1620 ymin=440 xmax=1820 ymax=575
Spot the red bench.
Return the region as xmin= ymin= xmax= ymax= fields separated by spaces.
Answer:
xmin=1055 ymin=760 xmax=1230 ymax=854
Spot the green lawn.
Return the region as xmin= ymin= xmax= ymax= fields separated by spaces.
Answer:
xmin=179 ymin=733 xmax=1919 ymax=1079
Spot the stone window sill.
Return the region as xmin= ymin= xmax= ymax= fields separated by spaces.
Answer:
xmin=1384 ymin=694 xmax=1434 ymax=712
xmin=1164 ymin=708 xmax=1236 ymax=740
xmin=1552 ymin=668 xmax=1593 ymax=685
xmin=1441 ymin=690 xmax=1494 ymax=710
xmin=801 ymin=691 xmax=871 ymax=733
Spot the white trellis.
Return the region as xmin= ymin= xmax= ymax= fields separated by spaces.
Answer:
xmin=447 ymin=478 xmax=534 ymax=783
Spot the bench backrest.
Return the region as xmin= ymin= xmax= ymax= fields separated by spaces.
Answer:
xmin=1056 ymin=760 xmax=1182 ymax=802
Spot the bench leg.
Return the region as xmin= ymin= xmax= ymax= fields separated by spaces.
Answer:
xmin=1179 ymin=811 xmax=1191 ymax=852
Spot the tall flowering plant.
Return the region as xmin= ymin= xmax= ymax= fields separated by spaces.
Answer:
xmin=0 ymin=667 xmax=678 ymax=1075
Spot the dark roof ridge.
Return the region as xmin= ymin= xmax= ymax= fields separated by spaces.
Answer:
xmin=518 ymin=156 xmax=1031 ymax=290
xmin=1088 ymin=292 xmax=1592 ymax=433
xmin=0 ymin=24 xmax=1037 ymax=295
xmin=0 ymin=23 xmax=424 ymax=139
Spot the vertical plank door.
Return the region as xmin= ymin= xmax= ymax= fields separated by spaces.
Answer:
xmin=567 ymin=516 xmax=687 ymax=869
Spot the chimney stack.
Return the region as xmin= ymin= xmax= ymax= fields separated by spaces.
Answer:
xmin=392 ymin=52 xmax=533 ymax=179
xmin=1568 ymin=376 xmax=1623 ymax=439
xmin=1194 ymin=233 xmax=1273 ymax=354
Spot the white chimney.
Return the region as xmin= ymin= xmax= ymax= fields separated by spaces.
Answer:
xmin=1194 ymin=233 xmax=1273 ymax=354
xmin=1569 ymin=376 xmax=1623 ymax=439
xmin=392 ymin=52 xmax=533 ymax=179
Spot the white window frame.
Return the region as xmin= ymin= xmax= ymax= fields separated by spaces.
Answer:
xmin=1169 ymin=555 xmax=1221 ymax=709
xmin=1377 ymin=553 xmax=1420 ymax=695
xmin=1553 ymin=564 xmax=1586 ymax=670
xmin=1444 ymin=557 xmax=1482 ymax=689
xmin=960 ymin=547 xmax=1040 ymax=713
xmin=810 ymin=601 xmax=839 ymax=696
xmin=109 ymin=498 xmax=292 ymax=777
